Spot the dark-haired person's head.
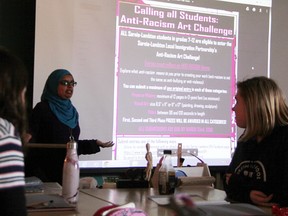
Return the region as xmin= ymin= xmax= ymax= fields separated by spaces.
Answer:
xmin=0 ymin=47 xmax=28 ymax=140
xmin=41 ymin=69 xmax=77 ymax=101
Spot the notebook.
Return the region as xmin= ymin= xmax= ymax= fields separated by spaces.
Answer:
xmin=26 ymin=193 xmax=76 ymax=212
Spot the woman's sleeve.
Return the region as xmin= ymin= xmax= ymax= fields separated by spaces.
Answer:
xmin=77 ymin=139 xmax=101 ymax=155
xmin=223 ymin=173 xmax=252 ymax=203
xmin=223 ymin=143 xmax=252 ymax=204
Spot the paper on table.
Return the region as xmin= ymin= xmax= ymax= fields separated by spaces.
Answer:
xmin=148 ymin=194 xmax=209 ymax=206
xmin=147 ymin=195 xmax=171 ymax=205
xmin=26 ymin=193 xmax=76 ymax=212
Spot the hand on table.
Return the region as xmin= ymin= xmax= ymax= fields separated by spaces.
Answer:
xmin=250 ymin=190 xmax=274 ymax=207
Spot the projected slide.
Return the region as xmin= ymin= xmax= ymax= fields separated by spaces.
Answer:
xmin=113 ymin=0 xmax=237 ymax=165
xmin=33 ymin=0 xmax=271 ymax=168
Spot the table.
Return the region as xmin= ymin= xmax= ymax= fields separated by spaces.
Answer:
xmin=79 ymin=186 xmax=272 ymax=216
xmin=27 ymin=184 xmax=272 ymax=216
xmin=27 ymin=191 xmax=112 ymax=216
xmin=27 ymin=183 xmax=111 ymax=216
xmin=80 ymin=186 xmax=228 ymax=216
xmin=27 ymin=184 xmax=226 ymax=216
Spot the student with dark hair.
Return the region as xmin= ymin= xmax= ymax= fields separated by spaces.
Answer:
xmin=0 ymin=47 xmax=28 ymax=216
xmin=224 ymin=76 xmax=288 ymax=207
xmin=25 ymin=69 xmax=114 ymax=184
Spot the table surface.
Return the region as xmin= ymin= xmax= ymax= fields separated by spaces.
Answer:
xmin=27 ymin=184 xmax=226 ymax=216
xmin=27 ymin=183 xmax=272 ymax=216
xmin=80 ymin=185 xmax=228 ymax=216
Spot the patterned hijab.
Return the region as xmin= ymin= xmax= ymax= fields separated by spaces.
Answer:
xmin=41 ymin=69 xmax=78 ymax=129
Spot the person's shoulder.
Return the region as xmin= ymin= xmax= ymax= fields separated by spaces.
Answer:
xmin=275 ymin=125 xmax=288 ymax=133
xmin=33 ymin=101 xmax=50 ymax=111
xmin=271 ymin=125 xmax=288 ymax=141
xmin=271 ymin=125 xmax=288 ymax=150
xmin=0 ymin=117 xmax=14 ymax=137
xmin=0 ymin=117 xmax=13 ymax=128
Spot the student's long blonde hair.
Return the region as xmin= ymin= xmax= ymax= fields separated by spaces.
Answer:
xmin=237 ymin=76 xmax=288 ymax=142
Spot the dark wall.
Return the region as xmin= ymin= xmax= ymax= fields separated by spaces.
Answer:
xmin=0 ymin=0 xmax=35 ymax=114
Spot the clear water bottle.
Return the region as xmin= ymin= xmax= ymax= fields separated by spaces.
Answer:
xmin=62 ymin=137 xmax=79 ymax=206
xmin=158 ymin=150 xmax=176 ymax=195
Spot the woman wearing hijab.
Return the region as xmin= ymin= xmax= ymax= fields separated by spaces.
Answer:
xmin=25 ymin=69 xmax=113 ymax=184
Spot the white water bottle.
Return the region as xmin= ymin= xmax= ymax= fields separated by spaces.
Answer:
xmin=62 ymin=137 xmax=80 ymax=205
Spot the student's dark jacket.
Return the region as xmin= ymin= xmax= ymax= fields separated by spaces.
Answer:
xmin=224 ymin=125 xmax=288 ymax=207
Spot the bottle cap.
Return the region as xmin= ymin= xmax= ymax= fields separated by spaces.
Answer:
xmin=67 ymin=140 xmax=77 ymax=149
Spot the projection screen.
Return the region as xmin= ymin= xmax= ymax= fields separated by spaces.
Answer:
xmin=33 ymin=0 xmax=272 ymax=168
